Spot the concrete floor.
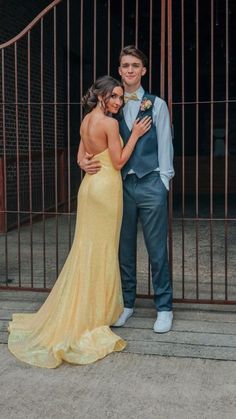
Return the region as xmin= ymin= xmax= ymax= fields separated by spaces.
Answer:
xmin=1 ymin=345 xmax=236 ymax=419
xmin=1 ymin=292 xmax=236 ymax=419
xmin=1 ymin=210 xmax=236 ymax=418
xmin=1 ymin=290 xmax=236 ymax=418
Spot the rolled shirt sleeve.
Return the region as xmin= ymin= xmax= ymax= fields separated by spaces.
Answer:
xmin=153 ymin=97 xmax=175 ymax=190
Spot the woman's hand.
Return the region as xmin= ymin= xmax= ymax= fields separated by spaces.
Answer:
xmin=132 ymin=116 xmax=152 ymax=138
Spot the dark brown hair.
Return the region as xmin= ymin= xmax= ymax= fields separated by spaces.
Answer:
xmin=82 ymin=75 xmax=124 ymax=114
xmin=119 ymin=45 xmax=148 ymax=67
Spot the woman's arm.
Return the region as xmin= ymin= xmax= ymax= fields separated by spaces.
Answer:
xmin=106 ymin=117 xmax=151 ymax=170
xmin=77 ymin=139 xmax=85 ymax=165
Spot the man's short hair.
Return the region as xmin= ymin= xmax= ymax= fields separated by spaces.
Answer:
xmin=119 ymin=45 xmax=148 ymax=67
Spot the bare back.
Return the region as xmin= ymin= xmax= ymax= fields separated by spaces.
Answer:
xmin=80 ymin=112 xmax=110 ymax=155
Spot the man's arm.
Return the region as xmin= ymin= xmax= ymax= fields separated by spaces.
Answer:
xmin=77 ymin=139 xmax=101 ymax=174
xmin=153 ymin=98 xmax=175 ymax=190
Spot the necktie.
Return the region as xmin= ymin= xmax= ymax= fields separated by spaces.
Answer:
xmin=124 ymin=92 xmax=139 ymax=104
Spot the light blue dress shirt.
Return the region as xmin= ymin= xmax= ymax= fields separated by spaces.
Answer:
xmin=123 ymin=86 xmax=175 ymax=190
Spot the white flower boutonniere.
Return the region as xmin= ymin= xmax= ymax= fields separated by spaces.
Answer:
xmin=140 ymin=97 xmax=152 ymax=112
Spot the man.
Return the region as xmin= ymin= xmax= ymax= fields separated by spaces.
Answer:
xmin=80 ymin=45 xmax=174 ymax=333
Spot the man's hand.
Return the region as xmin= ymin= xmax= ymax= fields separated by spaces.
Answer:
xmin=78 ymin=152 xmax=101 ymax=174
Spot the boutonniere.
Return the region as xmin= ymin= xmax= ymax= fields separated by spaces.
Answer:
xmin=140 ymin=97 xmax=152 ymax=112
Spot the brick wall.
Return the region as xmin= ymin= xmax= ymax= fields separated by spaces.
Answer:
xmin=0 ymin=1 xmax=79 ymax=230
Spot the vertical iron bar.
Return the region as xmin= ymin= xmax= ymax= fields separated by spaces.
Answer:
xmin=167 ymin=0 xmax=172 ymax=114
xmin=1 ymin=49 xmax=8 ymax=284
xmin=147 ymin=0 xmax=153 ymax=296
xmin=67 ymin=0 xmax=71 ymax=248
xmin=181 ymin=0 xmax=185 ymax=299
xmin=14 ymin=42 xmax=21 ymax=287
xmin=93 ymin=0 xmax=97 ymax=81
xmin=195 ymin=0 xmax=199 ymax=299
xmin=224 ymin=0 xmax=229 ymax=300
xmin=121 ymin=0 xmax=124 ymax=49
xmin=135 ymin=0 xmax=139 ymax=48
xmin=0 ymin=159 xmax=5 ymax=232
xmin=167 ymin=0 xmax=173 ymax=285
xmin=107 ymin=0 xmax=110 ymax=75
xmin=80 ymin=0 xmax=84 ymax=121
xmin=41 ymin=18 xmax=46 ymax=287
xmin=147 ymin=260 xmax=151 ymax=297
xmin=160 ymin=0 xmax=165 ymax=98
xmin=27 ymin=31 xmax=33 ymax=287
xmin=210 ymin=0 xmax=214 ymax=300
xmin=148 ymin=0 xmax=153 ymax=92
xmin=80 ymin=0 xmax=84 ymax=182
xmin=53 ymin=7 xmax=59 ymax=277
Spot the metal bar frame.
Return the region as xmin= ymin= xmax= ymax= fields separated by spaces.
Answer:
xmin=0 ymin=0 xmax=235 ymax=305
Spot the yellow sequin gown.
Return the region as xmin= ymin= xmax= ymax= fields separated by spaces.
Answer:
xmin=8 ymin=148 xmax=126 ymax=368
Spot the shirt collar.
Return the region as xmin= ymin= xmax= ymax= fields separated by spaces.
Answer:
xmin=125 ymin=86 xmax=144 ymax=100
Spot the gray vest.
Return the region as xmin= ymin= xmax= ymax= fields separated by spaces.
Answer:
xmin=119 ymin=92 xmax=159 ymax=179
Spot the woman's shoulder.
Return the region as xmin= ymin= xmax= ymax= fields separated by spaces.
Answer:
xmin=81 ymin=113 xmax=118 ymax=136
xmin=103 ymin=115 xmax=119 ymax=129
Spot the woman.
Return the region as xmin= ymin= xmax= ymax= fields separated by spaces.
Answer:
xmin=8 ymin=76 xmax=151 ymax=368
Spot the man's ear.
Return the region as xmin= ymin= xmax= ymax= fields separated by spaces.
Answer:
xmin=141 ymin=67 xmax=147 ymax=76
xmin=118 ymin=67 xmax=122 ymax=77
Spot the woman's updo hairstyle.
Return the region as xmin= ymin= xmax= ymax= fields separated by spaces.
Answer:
xmin=82 ymin=75 xmax=123 ymax=114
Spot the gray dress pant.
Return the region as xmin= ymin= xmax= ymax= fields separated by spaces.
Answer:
xmin=119 ymin=171 xmax=173 ymax=311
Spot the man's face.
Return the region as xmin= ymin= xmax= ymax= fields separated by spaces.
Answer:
xmin=119 ymin=55 xmax=146 ymax=91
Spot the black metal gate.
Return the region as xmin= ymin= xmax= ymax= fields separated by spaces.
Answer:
xmin=169 ymin=0 xmax=236 ymax=304
xmin=0 ymin=0 xmax=235 ymax=304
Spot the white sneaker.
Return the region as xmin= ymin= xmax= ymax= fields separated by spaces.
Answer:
xmin=153 ymin=311 xmax=173 ymax=333
xmin=112 ymin=308 xmax=134 ymax=327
